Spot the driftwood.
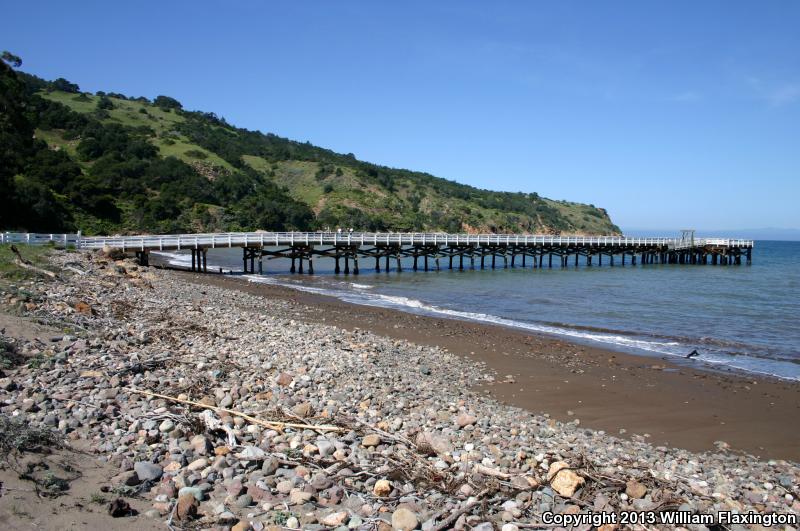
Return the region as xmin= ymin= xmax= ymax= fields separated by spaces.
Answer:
xmin=10 ymin=245 xmax=57 ymax=278
xmin=124 ymin=387 xmax=343 ymax=433
xmin=430 ymin=489 xmax=491 ymax=531
xmin=473 ymin=463 xmax=511 ymax=479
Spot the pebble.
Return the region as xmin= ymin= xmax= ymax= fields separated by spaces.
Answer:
xmin=391 ymin=507 xmax=419 ymax=531
xmin=134 ymin=461 xmax=163 ymax=482
xmin=625 ymin=479 xmax=647 ymax=499
xmin=235 ymin=494 xmax=253 ymax=508
xmin=178 ymin=486 xmax=205 ymax=501
xmin=362 ymin=434 xmax=381 ymax=447
xmin=176 ymin=494 xmax=198 ymax=520
xmin=455 ymin=412 xmax=477 ymax=428
xmin=277 ymin=480 xmax=294 ymax=494
xmin=373 ymin=479 xmax=392 ymax=497
xmin=320 ymin=511 xmax=349 ymax=527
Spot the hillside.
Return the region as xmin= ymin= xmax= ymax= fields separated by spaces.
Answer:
xmin=1 ymin=58 xmax=620 ymax=236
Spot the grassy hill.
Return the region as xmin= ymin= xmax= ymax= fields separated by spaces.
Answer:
xmin=2 ymin=60 xmax=620 ymax=236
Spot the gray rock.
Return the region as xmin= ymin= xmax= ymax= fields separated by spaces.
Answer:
xmin=178 ymin=486 xmax=205 ymax=501
xmin=134 ymin=461 xmax=163 ymax=482
xmin=234 ymin=494 xmax=253 ymax=508
xmin=316 ymin=440 xmax=335 ymax=457
xmin=262 ymin=456 xmax=279 ymax=475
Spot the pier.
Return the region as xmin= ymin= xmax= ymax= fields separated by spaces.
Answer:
xmin=2 ymin=231 xmax=754 ymax=274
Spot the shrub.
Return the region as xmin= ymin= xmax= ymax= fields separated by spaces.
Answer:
xmin=185 ymin=149 xmax=208 ymax=159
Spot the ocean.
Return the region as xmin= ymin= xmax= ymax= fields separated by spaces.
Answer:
xmin=157 ymin=240 xmax=800 ymax=381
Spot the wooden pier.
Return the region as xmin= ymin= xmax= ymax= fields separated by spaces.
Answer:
xmin=2 ymin=231 xmax=754 ymax=274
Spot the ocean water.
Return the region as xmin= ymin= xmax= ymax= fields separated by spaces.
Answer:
xmin=156 ymin=240 xmax=800 ymax=381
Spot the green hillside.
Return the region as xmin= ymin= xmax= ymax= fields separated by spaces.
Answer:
xmin=1 ymin=56 xmax=620 ymax=235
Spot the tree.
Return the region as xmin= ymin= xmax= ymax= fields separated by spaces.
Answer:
xmin=51 ymin=77 xmax=80 ymax=93
xmin=153 ymin=95 xmax=182 ymax=110
xmin=11 ymin=177 xmax=73 ymax=231
xmin=97 ymin=95 xmax=114 ymax=110
xmin=1 ymin=51 xmax=22 ymax=68
xmin=0 ymin=55 xmax=35 ymax=227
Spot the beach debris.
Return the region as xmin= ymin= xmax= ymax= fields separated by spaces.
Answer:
xmin=9 ymin=245 xmax=57 ymax=278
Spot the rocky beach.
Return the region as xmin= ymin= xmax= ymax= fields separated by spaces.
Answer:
xmin=0 ymin=248 xmax=798 ymax=530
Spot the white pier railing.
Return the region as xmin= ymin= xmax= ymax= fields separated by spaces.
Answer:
xmin=1 ymin=231 xmax=754 ymax=251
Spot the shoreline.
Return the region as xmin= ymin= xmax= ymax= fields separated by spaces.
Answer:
xmin=185 ymin=271 xmax=800 ymax=461
xmin=152 ymin=252 xmax=798 ymax=385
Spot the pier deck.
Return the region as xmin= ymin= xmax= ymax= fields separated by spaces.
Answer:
xmin=3 ymin=231 xmax=753 ymax=274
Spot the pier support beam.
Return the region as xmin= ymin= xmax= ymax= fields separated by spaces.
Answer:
xmin=215 ymin=237 xmax=750 ymax=277
xmin=136 ymin=250 xmax=150 ymax=267
xmin=242 ymin=248 xmax=257 ymax=274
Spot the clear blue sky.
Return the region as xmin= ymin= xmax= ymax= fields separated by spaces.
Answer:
xmin=4 ymin=1 xmax=799 ymax=231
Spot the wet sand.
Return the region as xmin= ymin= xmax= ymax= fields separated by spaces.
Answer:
xmin=185 ymin=272 xmax=800 ymax=462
